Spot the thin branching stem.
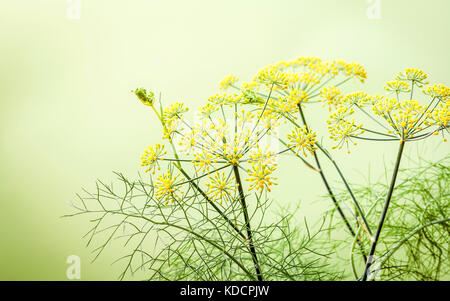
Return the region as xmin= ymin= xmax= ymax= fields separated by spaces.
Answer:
xmin=233 ymin=165 xmax=263 ymax=281
xmin=296 ymin=104 xmax=359 ymax=238
xmin=362 ymin=140 xmax=406 ymax=281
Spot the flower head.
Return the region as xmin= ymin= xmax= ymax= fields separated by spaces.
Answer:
xmin=246 ymin=162 xmax=277 ymax=193
xmin=198 ymin=103 xmax=219 ymax=118
xmin=163 ymin=102 xmax=189 ymax=120
xmin=385 ymin=80 xmax=411 ymax=94
xmin=320 ymin=86 xmax=344 ymax=111
xmin=373 ymin=97 xmax=425 ymax=139
xmin=327 ymin=105 xmax=364 ymax=152
xmin=205 ymin=172 xmax=236 ymax=204
xmin=288 ymin=88 xmax=309 ymax=105
xmin=253 ymin=65 xmax=292 ymax=91
xmin=286 ymin=126 xmax=318 ymax=157
xmin=424 ymin=84 xmax=450 ymax=101
xmin=220 ymin=75 xmax=239 ymax=90
xmin=328 ymin=117 xmax=364 ymax=152
xmin=155 ymin=169 xmax=184 ymax=205
xmin=425 ymin=100 xmax=449 ymax=129
xmin=208 ymin=93 xmax=242 ymax=106
xmin=395 ymin=68 xmax=429 ymax=87
xmin=141 ymin=144 xmax=166 ymax=174
xmin=343 ymin=92 xmax=371 ymax=107
xmin=335 ymin=60 xmax=367 ymax=82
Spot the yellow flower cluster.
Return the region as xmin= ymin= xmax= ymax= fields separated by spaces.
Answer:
xmin=385 ymin=80 xmax=410 ymax=94
xmin=288 ymin=88 xmax=309 ymax=105
xmin=425 ymin=100 xmax=449 ymax=129
xmin=286 ymin=126 xmax=318 ymax=157
xmin=253 ymin=64 xmax=293 ymax=91
xmin=205 ymin=172 xmax=236 ymax=205
xmin=250 ymin=57 xmax=367 ymax=93
xmin=320 ymin=86 xmax=343 ymax=111
xmin=270 ymin=96 xmax=298 ymax=115
xmin=372 ymin=97 xmax=425 ymax=139
xmin=163 ymin=102 xmax=189 ymax=120
xmin=246 ymin=162 xmax=277 ymax=193
xmin=248 ymin=145 xmax=277 ymax=166
xmin=155 ymin=170 xmax=184 ymax=205
xmin=141 ymin=144 xmax=166 ymax=174
xmin=343 ymin=92 xmax=372 ymax=107
xmin=161 ymin=102 xmax=189 ymax=140
xmin=131 ymin=99 xmax=277 ymax=200
xmin=325 ymin=68 xmax=449 ymax=149
xmin=335 ymin=60 xmax=367 ymax=83
xmin=133 ymin=62 xmax=450 ymax=208
xmin=327 ymin=106 xmax=364 ymax=152
xmin=208 ymin=93 xmax=242 ymax=106
xmin=198 ymin=103 xmax=219 ymax=118
xmin=290 ymin=56 xmax=325 ymax=70
xmin=395 ymin=68 xmax=429 ymax=87
xmin=424 ymin=84 xmax=450 ymax=101
xmin=220 ymin=75 xmax=239 ymax=90
xmin=134 ymin=57 xmax=371 ymax=202
xmin=320 ymin=86 xmax=372 ymax=113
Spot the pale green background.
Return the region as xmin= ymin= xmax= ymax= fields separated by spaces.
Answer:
xmin=0 ymin=0 xmax=449 ymax=280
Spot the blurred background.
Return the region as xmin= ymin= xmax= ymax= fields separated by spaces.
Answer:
xmin=0 ymin=0 xmax=448 ymax=280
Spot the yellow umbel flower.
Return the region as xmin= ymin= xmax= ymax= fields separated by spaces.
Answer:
xmin=385 ymin=81 xmax=411 ymax=94
xmin=327 ymin=105 xmax=356 ymax=123
xmin=343 ymin=92 xmax=372 ymax=107
xmin=163 ymin=102 xmax=189 ymax=120
xmin=205 ymin=172 xmax=236 ymax=205
xmin=241 ymin=81 xmax=260 ymax=92
xmin=320 ymin=86 xmax=344 ymax=111
xmin=159 ymin=102 xmax=189 ymax=140
xmin=272 ymin=96 xmax=298 ymax=115
xmin=292 ymin=56 xmax=324 ymax=71
xmin=133 ymin=88 xmax=155 ymax=107
xmin=198 ymin=103 xmax=219 ymax=118
xmin=222 ymin=140 xmax=244 ymax=166
xmin=373 ymin=97 xmax=425 ymax=139
xmin=141 ymin=144 xmax=167 ymax=174
xmin=328 ymin=117 xmax=364 ymax=152
xmin=220 ymin=75 xmax=239 ymax=90
xmin=327 ymin=105 xmax=364 ymax=152
xmin=371 ymin=95 xmax=398 ymax=114
xmin=425 ymin=100 xmax=449 ymax=129
xmin=286 ymin=126 xmax=318 ymax=157
xmin=335 ymin=60 xmax=367 ymax=82
xmin=249 ymin=145 xmax=277 ymax=166
xmin=208 ymin=92 xmax=242 ymax=106
xmin=424 ymin=84 xmax=450 ymax=101
xmin=155 ymin=170 xmax=184 ymax=205
xmin=288 ymin=88 xmax=309 ymax=105
xmin=246 ymin=162 xmax=277 ymax=193
xmin=192 ymin=150 xmax=216 ymax=172
xmin=299 ymin=71 xmax=321 ymax=87
xmin=395 ymin=68 xmax=429 ymax=87
xmin=162 ymin=118 xmax=181 ymax=140
xmin=253 ymin=65 xmax=291 ymax=90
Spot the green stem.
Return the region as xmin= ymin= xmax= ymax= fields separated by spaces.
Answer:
xmin=233 ymin=165 xmax=263 ymax=281
xmin=177 ymin=168 xmax=246 ymax=241
xmin=350 ymin=200 xmax=379 ymax=279
xmin=150 ymin=105 xmax=247 ymax=241
xmin=362 ymin=140 xmax=405 ymax=281
xmin=317 ymin=144 xmax=373 ymax=236
xmin=296 ymin=104 xmax=359 ymax=239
